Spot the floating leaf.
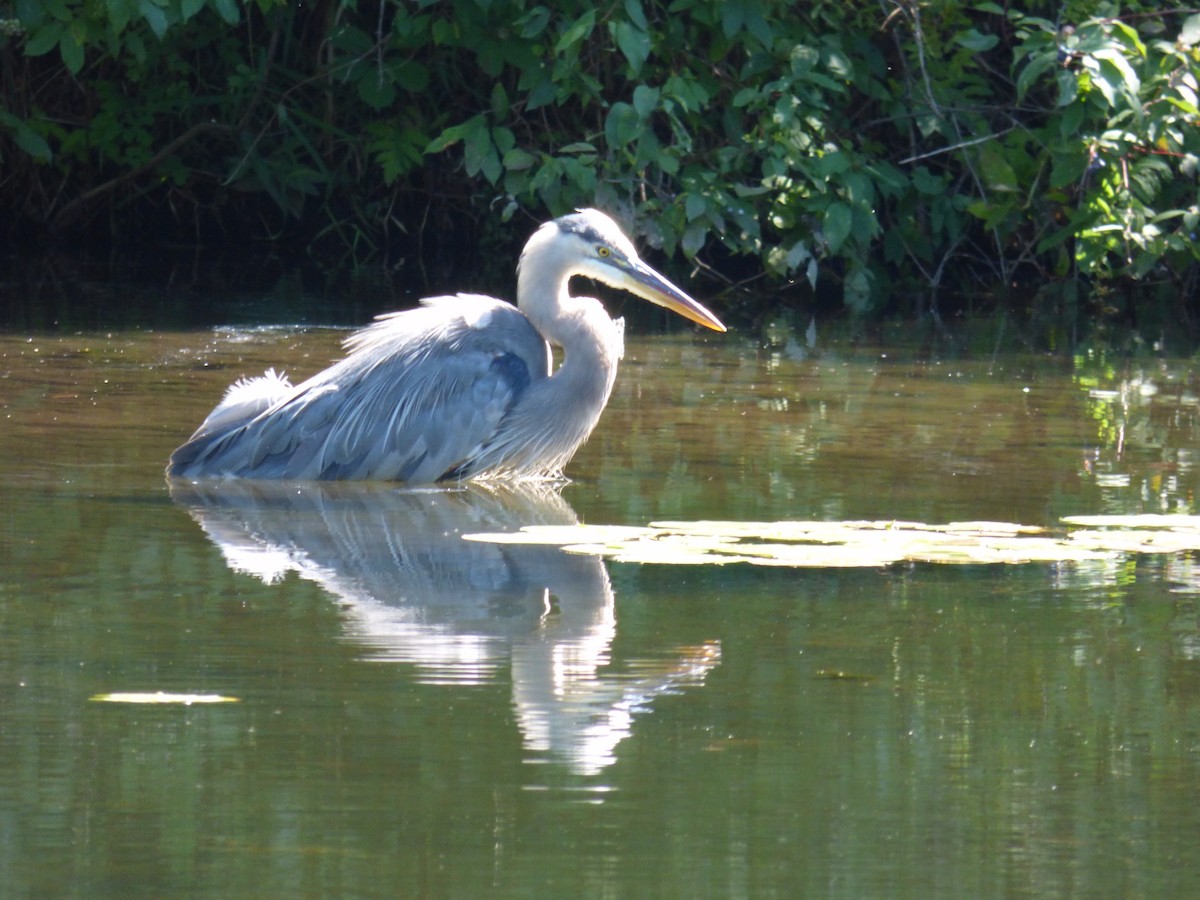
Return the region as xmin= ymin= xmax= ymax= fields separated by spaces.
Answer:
xmin=1060 ymin=514 xmax=1200 ymax=529
xmin=90 ymin=692 xmax=239 ymax=704
xmin=815 ymin=669 xmax=877 ymax=682
xmin=462 ymin=516 xmax=1200 ymax=568
xmin=465 ymin=524 xmax=657 ymax=545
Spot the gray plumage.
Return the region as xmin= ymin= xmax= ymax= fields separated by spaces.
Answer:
xmin=167 ymin=209 xmax=725 ymax=483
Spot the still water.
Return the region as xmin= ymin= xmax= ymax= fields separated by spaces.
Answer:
xmin=1 ymin=303 xmax=1199 ymax=896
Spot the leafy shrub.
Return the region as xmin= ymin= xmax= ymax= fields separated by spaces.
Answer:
xmin=1 ymin=0 xmax=1198 ymax=314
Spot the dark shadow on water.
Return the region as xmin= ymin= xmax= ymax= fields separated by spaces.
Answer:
xmin=167 ymin=479 xmax=720 ymax=776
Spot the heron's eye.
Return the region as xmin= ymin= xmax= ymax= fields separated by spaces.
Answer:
xmin=597 ymin=246 xmax=610 ymax=258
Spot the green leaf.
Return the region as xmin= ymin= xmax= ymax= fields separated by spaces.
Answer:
xmin=516 ymin=6 xmax=551 ymax=39
xmin=1055 ymin=68 xmax=1078 ymax=106
xmin=979 ymin=145 xmax=1018 ymax=192
xmin=732 ymin=88 xmax=762 ymax=112
xmin=462 ymin=116 xmax=492 ymax=177
xmin=425 ymin=116 xmax=480 ymax=154
xmin=23 ymin=22 xmax=63 ymax=56
xmin=357 ymin=72 xmax=396 ymax=110
xmin=1110 ymin=20 xmax=1145 ymax=57
xmin=59 ymin=28 xmax=83 ymax=73
xmin=502 ymin=148 xmax=535 ymax=171
xmin=720 ymin=3 xmax=743 ymax=39
xmin=842 ymin=172 xmax=873 ymax=207
xmin=212 ymin=0 xmax=239 ymax=25
xmin=785 ymin=240 xmax=811 ymax=270
xmin=15 ymin=0 xmax=46 ymax=27
xmin=1058 ymin=99 xmax=1084 ymax=137
xmin=823 ymin=201 xmax=853 ymax=253
xmin=957 ymin=28 xmax=999 ymax=51
xmin=681 ymin=223 xmax=706 ymax=257
xmin=180 ymin=0 xmax=203 ymax=21
xmin=555 ymin=9 xmax=595 ymax=54
xmin=911 ymin=166 xmax=944 ymax=195
xmin=526 ymin=77 xmax=557 ymax=111
xmin=35 ymin=0 xmax=71 ymax=22
xmin=604 ymin=102 xmax=639 ymax=149
xmin=394 ymin=61 xmax=429 ymax=93
xmin=490 ymin=83 xmax=509 ymax=120
xmin=480 ymin=147 xmax=502 ymax=184
xmin=623 ymin=0 xmax=647 ymax=31
xmin=491 ymin=125 xmax=515 ymax=156
xmin=1049 ymin=149 xmax=1086 ymax=188
xmin=632 ymin=84 xmax=658 ymax=119
xmin=1093 ymin=48 xmax=1140 ymax=97
xmin=612 ymin=20 xmax=650 ymax=74
xmin=814 ymin=150 xmax=850 ymax=177
xmin=1182 ymin=14 xmax=1200 ymax=48
xmin=1087 ymin=61 xmax=1117 ymax=106
xmin=11 ymin=123 xmax=51 ymax=161
xmin=1016 ymin=51 xmax=1057 ymax=101
xmin=106 ymin=0 xmax=133 ymax=33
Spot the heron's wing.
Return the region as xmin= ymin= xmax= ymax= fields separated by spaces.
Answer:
xmin=170 ymin=296 xmax=550 ymax=482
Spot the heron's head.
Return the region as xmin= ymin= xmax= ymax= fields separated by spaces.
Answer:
xmin=519 ymin=209 xmax=726 ymax=333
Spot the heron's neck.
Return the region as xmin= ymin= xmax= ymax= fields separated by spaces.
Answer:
xmin=518 ymin=266 xmax=621 ymax=404
xmin=517 ymin=257 xmax=571 ymax=344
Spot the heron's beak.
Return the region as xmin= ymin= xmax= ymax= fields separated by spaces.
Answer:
xmin=620 ymin=257 xmax=727 ymax=333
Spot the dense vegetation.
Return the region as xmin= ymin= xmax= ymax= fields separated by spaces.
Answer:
xmin=2 ymin=0 xmax=1198 ymax=314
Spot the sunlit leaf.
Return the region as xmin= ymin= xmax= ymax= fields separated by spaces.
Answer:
xmin=1060 ymin=514 xmax=1200 ymax=528
xmin=1182 ymin=14 xmax=1200 ymax=48
xmin=466 ymin=514 xmax=1200 ymax=569
xmin=465 ymin=524 xmax=657 ymax=545
xmin=91 ymin=692 xmax=239 ymax=704
xmin=466 ymin=519 xmax=1114 ymax=568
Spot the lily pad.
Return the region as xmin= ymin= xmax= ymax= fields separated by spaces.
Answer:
xmin=1061 ymin=514 xmax=1200 ymax=530
xmin=90 ymin=692 xmax=240 ymax=704
xmin=465 ymin=514 xmax=1200 ymax=568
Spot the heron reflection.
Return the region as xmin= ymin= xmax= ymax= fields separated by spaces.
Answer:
xmin=168 ymin=209 xmax=725 ymax=482
xmin=169 ymin=480 xmax=720 ymax=775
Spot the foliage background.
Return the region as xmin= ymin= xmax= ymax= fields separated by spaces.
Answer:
xmin=1 ymin=0 xmax=1198 ymax=315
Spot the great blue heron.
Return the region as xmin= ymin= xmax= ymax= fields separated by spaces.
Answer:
xmin=167 ymin=209 xmax=726 ymax=482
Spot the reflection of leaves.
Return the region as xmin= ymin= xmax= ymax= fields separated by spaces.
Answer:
xmin=468 ymin=516 xmax=1200 ymax=568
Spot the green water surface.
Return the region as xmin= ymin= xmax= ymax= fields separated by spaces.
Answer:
xmin=1 ymin=321 xmax=1198 ymax=898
